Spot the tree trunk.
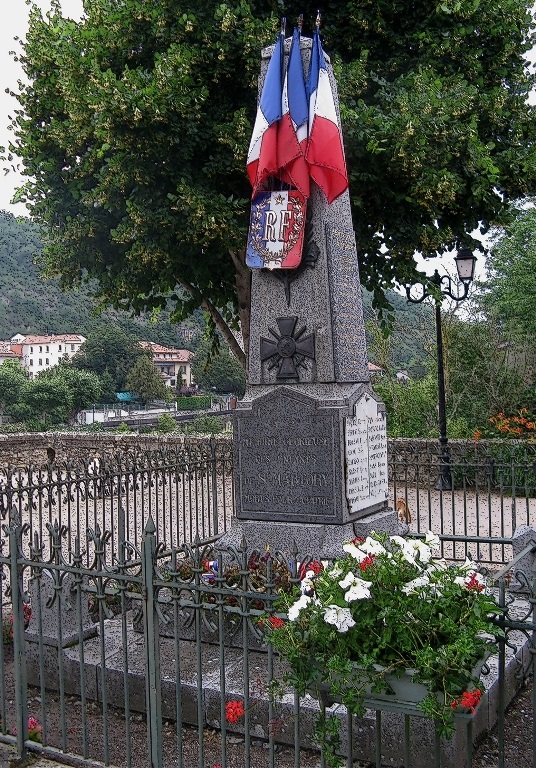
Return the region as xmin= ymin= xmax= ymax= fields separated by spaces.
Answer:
xmin=229 ymin=247 xmax=251 ymax=370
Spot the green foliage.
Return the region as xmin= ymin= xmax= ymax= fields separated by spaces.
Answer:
xmin=115 ymin=422 xmax=132 ymax=434
xmin=0 ymin=360 xmax=27 ymax=420
xmin=73 ymin=327 xmax=146 ymax=391
xmin=178 ymin=415 xmax=224 ymax=435
xmin=8 ymin=0 xmax=535 ymax=341
xmin=479 ymin=201 xmax=536 ymax=336
xmin=265 ymin=531 xmax=501 ymax=757
xmin=0 ymin=211 xmax=204 ymax=345
xmin=192 ymin=339 xmax=246 ymax=396
xmin=40 ymin=362 xmax=102 ymax=423
xmin=124 ymin=354 xmax=170 ymax=404
xmin=446 ymin=313 xmax=533 ymax=427
xmin=374 ymin=376 xmax=438 ymax=437
xmin=156 ymin=413 xmax=177 ymax=433
xmin=176 ymin=395 xmax=211 ymax=411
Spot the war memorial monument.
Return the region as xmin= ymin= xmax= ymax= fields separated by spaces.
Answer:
xmin=221 ymin=19 xmax=397 ymax=557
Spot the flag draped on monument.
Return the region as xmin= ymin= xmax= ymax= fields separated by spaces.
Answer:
xmin=278 ymin=27 xmax=310 ymax=198
xmin=306 ymin=26 xmax=348 ymax=204
xmin=246 ymin=30 xmax=284 ymax=196
xmin=247 ymin=22 xmax=348 ymax=204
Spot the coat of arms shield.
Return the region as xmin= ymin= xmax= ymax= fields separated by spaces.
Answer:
xmin=246 ymin=190 xmax=307 ymax=270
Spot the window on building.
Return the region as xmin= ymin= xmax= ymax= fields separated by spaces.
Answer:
xmin=38 ymin=358 xmax=42 ymax=366
xmin=71 ymin=344 xmax=75 ymax=351
xmin=29 ymin=359 xmax=33 ymax=366
xmin=59 ymin=345 xmax=62 ymax=351
xmin=39 ymin=346 xmax=42 ymax=352
xmin=46 ymin=345 xmax=49 ymax=352
xmin=30 ymin=347 xmax=33 ymax=353
xmin=46 ymin=358 xmax=49 ymax=365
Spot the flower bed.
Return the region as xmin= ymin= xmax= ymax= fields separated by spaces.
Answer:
xmin=262 ymin=530 xmax=501 ymax=766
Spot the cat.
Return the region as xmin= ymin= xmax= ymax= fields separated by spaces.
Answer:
xmin=396 ymin=498 xmax=412 ymax=525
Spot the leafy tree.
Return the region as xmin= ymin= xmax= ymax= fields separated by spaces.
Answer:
xmin=446 ymin=314 xmax=534 ymax=428
xmin=72 ymin=327 xmax=144 ymax=391
xmin=7 ymin=0 xmax=535 ymax=363
xmin=479 ymin=200 xmax=536 ymax=337
xmin=41 ymin=362 xmax=103 ymax=423
xmin=0 ymin=360 xmax=27 ymax=423
xmin=99 ymin=368 xmax=117 ymax=404
xmin=124 ymin=354 xmax=170 ymax=404
xmin=16 ymin=377 xmax=72 ymax=425
xmin=374 ymin=375 xmax=438 ymax=438
xmin=192 ymin=339 xmax=246 ymax=397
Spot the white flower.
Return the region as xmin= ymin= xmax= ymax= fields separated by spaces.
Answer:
xmin=343 ymin=536 xmax=387 ymax=562
xmin=427 ymin=557 xmax=448 ymax=572
xmin=342 ymin=542 xmax=368 ymax=562
xmin=459 ymin=557 xmax=479 ymax=573
xmin=288 ymin=594 xmax=313 ymax=621
xmin=328 ymin=563 xmax=344 ymax=578
xmin=391 ymin=536 xmax=432 ymax=566
xmin=402 ymin=574 xmax=430 ymax=594
xmin=360 ymin=537 xmax=387 ymax=556
xmin=425 ymin=531 xmax=441 ymax=549
xmin=323 ymin=605 xmax=356 ymax=633
xmin=338 ymin=571 xmax=372 ymax=602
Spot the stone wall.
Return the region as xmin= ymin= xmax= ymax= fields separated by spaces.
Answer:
xmin=0 ymin=432 xmax=217 ymax=467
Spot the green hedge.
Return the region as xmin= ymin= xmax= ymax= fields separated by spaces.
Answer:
xmin=176 ymin=395 xmax=211 ymax=411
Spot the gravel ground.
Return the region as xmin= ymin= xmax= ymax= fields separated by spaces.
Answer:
xmin=1 ymin=642 xmax=533 ymax=768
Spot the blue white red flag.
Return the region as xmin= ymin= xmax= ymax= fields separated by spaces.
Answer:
xmin=246 ymin=32 xmax=284 ymax=197
xmin=278 ymin=27 xmax=310 ymax=198
xmin=306 ymin=26 xmax=348 ymax=203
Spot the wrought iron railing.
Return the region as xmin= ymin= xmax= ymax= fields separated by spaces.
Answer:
xmin=0 ymin=511 xmax=534 ymax=768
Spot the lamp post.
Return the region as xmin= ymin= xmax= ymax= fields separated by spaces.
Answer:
xmin=406 ymin=248 xmax=477 ymax=490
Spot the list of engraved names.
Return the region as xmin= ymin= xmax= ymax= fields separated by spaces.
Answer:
xmin=345 ymin=399 xmax=388 ymax=513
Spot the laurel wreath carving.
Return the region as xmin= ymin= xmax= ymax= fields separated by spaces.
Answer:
xmin=249 ymin=195 xmax=305 ymax=266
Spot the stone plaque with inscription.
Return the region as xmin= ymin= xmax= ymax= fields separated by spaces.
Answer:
xmin=235 ymin=389 xmax=345 ymax=523
xmin=345 ymin=393 xmax=389 ymax=515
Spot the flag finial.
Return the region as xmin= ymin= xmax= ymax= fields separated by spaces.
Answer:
xmin=297 ymin=14 xmax=303 ymax=31
xmin=315 ymin=11 xmax=321 ymax=28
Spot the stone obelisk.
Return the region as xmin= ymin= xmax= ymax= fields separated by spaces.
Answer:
xmin=221 ymin=34 xmax=396 ymax=558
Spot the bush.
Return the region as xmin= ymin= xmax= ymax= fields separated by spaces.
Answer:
xmin=176 ymin=395 xmax=211 ymax=411
xmin=156 ymin=413 xmax=177 ymax=434
xmin=0 ymin=422 xmax=28 ymax=434
xmin=179 ymin=415 xmax=224 ymax=435
xmin=115 ymin=421 xmax=132 ymax=433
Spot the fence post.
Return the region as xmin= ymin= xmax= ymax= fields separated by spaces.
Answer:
xmin=210 ymin=436 xmax=219 ymax=535
xmin=141 ymin=516 xmax=163 ymax=768
xmin=8 ymin=507 xmax=28 ymax=759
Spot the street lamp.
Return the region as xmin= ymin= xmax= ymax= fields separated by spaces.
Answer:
xmin=406 ymin=248 xmax=477 ymax=490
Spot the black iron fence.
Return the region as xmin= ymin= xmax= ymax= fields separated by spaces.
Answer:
xmin=0 ymin=439 xmax=234 ymax=563
xmin=0 ymin=511 xmax=534 ymax=768
xmin=388 ymin=439 xmax=536 ymax=565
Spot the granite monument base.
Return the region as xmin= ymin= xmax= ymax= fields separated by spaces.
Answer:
xmin=216 ymin=507 xmax=399 ymax=561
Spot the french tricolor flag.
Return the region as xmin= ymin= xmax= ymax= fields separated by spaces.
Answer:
xmin=306 ymin=26 xmax=349 ymax=204
xmin=246 ymin=31 xmax=284 ymax=197
xmin=278 ymin=27 xmax=310 ymax=198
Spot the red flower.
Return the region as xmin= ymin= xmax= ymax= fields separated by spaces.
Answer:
xmin=466 ymin=573 xmax=484 ymax=592
xmin=225 ymin=700 xmax=245 ymax=724
xmin=359 ymin=555 xmax=375 ymax=572
xmin=298 ymin=560 xmax=323 ymax=580
xmin=268 ymin=616 xmax=285 ymax=629
xmin=460 ymin=689 xmax=482 ymax=712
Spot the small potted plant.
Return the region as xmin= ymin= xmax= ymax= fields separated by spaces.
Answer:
xmin=264 ymin=530 xmax=501 ymax=764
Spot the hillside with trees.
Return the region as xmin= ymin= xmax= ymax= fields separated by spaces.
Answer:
xmin=0 ymin=211 xmax=204 ymax=346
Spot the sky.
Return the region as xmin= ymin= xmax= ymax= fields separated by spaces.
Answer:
xmin=1 ymin=1 xmax=535 ymax=283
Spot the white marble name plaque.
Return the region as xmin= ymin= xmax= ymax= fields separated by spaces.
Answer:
xmin=345 ymin=393 xmax=388 ymax=514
